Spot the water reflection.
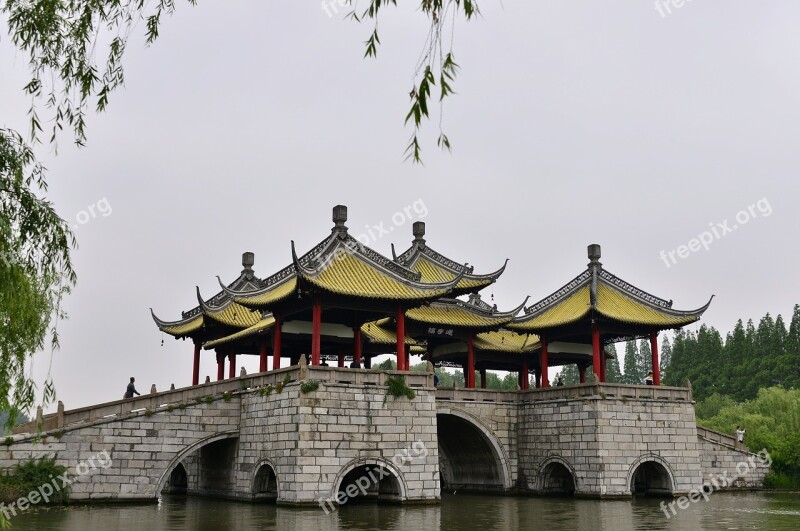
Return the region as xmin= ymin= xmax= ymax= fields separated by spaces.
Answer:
xmin=10 ymin=492 xmax=800 ymax=530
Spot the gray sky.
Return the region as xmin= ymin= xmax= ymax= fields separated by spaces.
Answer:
xmin=2 ymin=1 xmax=798 ymax=409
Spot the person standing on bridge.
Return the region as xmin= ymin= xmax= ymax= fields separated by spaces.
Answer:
xmin=124 ymin=377 xmax=141 ymax=399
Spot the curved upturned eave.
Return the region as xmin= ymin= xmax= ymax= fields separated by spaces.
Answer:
xmin=150 ymin=308 xmax=204 ymax=338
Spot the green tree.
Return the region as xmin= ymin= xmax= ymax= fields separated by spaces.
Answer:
xmin=604 ymin=343 xmax=622 ymax=383
xmin=621 ymin=341 xmax=641 ymax=384
xmin=659 ymin=336 xmax=672 ymax=381
xmin=638 ymin=338 xmax=652 ymax=380
xmin=555 ymin=364 xmax=580 ymax=385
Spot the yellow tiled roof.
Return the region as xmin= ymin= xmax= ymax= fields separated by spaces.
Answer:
xmin=205 ymin=302 xmax=263 ymax=329
xmin=406 ymin=304 xmax=514 ymax=329
xmin=203 ymin=316 xmax=276 ymax=349
xmin=473 ymin=330 xmax=540 ymax=353
xmin=360 ymin=318 xmax=419 ymax=346
xmin=161 ymin=316 xmax=204 ymax=337
xmin=511 ymin=282 xmax=703 ymax=332
xmin=412 ymin=256 xmax=493 ymax=291
xmin=595 ymin=283 xmax=700 ymax=327
xmin=304 ymin=252 xmax=452 ymax=300
xmin=509 ymin=285 xmax=591 ymax=331
xmin=234 ymin=277 xmax=298 ymax=308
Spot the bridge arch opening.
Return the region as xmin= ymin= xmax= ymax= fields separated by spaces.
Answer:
xmin=437 ymin=412 xmax=508 ymax=492
xmin=162 ymin=463 xmax=188 ymax=495
xmin=330 ymin=462 xmax=404 ymax=507
xmin=539 ymin=460 xmax=576 ymax=496
xmin=630 ymin=459 xmax=674 ymax=497
xmin=252 ymin=462 xmax=278 ymax=501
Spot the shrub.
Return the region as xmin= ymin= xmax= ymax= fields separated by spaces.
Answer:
xmin=144 ymin=409 xmax=154 ymax=417
xmin=300 ymin=380 xmax=320 ymax=394
xmin=259 ymin=385 xmax=273 ymax=397
xmin=385 ymin=375 xmax=415 ymax=401
xmin=0 ymin=456 xmax=69 ymax=504
xmin=222 ymin=391 xmax=233 ymax=402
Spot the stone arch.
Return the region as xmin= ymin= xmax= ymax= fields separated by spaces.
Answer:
xmin=162 ymin=462 xmax=188 ymax=495
xmin=436 ymin=408 xmax=513 ymax=491
xmin=329 ymin=458 xmax=408 ymax=504
xmin=538 ymin=456 xmax=577 ymax=495
xmin=155 ymin=430 xmax=239 ymax=496
xmin=252 ymin=458 xmax=279 ymax=501
xmin=628 ymin=454 xmax=676 ymax=496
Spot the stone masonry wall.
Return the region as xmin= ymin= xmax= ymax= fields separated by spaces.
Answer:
xmin=697 ymin=428 xmax=769 ymax=488
xmin=231 ymin=381 xmax=440 ymax=505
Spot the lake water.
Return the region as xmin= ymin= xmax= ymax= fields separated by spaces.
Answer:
xmin=9 ymin=492 xmax=800 ymax=530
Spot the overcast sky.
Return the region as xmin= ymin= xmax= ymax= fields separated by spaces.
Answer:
xmin=2 ymin=1 xmax=798 ymax=410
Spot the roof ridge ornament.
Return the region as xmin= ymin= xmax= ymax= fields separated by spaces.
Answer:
xmin=332 ymin=205 xmax=348 ymax=236
xmin=413 ymin=221 xmax=426 ymax=247
xmin=588 ymin=244 xmax=602 ymax=309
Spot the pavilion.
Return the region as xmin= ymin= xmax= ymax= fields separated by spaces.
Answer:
xmin=152 ymin=206 xmax=712 ymax=389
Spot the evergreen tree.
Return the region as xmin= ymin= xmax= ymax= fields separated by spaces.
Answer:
xmin=622 ymin=341 xmax=641 ymax=384
xmin=555 ymin=364 xmax=580 ymax=385
xmin=660 ymin=336 xmax=672 ymax=381
xmin=638 ymin=339 xmax=652 ymax=382
xmin=605 ymin=343 xmax=623 ymax=383
xmin=787 ymin=305 xmax=800 ymax=390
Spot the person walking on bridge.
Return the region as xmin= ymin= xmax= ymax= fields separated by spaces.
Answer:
xmin=124 ymin=377 xmax=141 ymax=399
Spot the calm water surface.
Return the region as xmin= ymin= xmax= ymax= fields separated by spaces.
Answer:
xmin=11 ymin=492 xmax=800 ymax=530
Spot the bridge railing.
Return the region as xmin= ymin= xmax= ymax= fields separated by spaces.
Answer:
xmin=697 ymin=425 xmax=739 ymax=449
xmin=13 ymin=365 xmax=433 ymax=435
xmin=435 ymin=383 xmax=692 ymax=403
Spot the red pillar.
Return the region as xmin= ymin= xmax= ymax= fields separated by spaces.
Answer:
xmin=466 ymin=334 xmax=476 ymax=389
xmin=364 ymin=355 xmax=372 ymax=369
xmin=337 ymin=352 xmax=345 ymax=368
xmin=216 ymin=351 xmax=225 ymax=381
xmin=311 ymin=297 xmax=322 ymax=366
xmin=259 ymin=338 xmax=268 ymax=373
xmin=600 ymin=345 xmax=607 ymax=383
xmin=228 ymin=350 xmax=236 ymax=379
xmin=535 ymin=369 xmax=541 ymax=389
xmin=579 ymin=365 xmax=586 ymax=384
xmin=192 ymin=340 xmax=201 ymax=386
xmin=272 ymin=314 xmax=282 ymax=369
xmin=521 ymin=359 xmax=529 ymax=390
xmin=480 ymin=368 xmax=487 ymax=389
xmin=592 ymin=324 xmax=602 ymax=382
xmin=396 ymin=305 xmax=406 ymax=371
xmin=540 ymin=335 xmax=549 ymax=388
xmin=650 ymin=331 xmax=661 ymax=386
xmin=354 ymin=327 xmax=363 ymax=366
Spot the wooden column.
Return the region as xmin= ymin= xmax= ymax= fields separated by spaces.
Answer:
xmin=192 ymin=340 xmax=201 ymax=386
xmin=521 ymin=359 xmax=530 ymax=390
xmin=650 ymin=331 xmax=661 ymax=385
xmin=592 ymin=324 xmax=602 ymax=382
xmin=311 ymin=296 xmax=322 ymax=366
xmin=480 ymin=368 xmax=487 ymax=389
xmin=272 ymin=314 xmax=282 ymax=370
xmin=353 ymin=327 xmax=363 ymax=366
xmin=364 ymin=355 xmax=372 ymax=369
xmin=579 ymin=365 xmax=586 ymax=384
xmin=535 ymin=368 xmax=541 ymax=389
xmin=466 ymin=334 xmax=476 ymax=389
xmin=228 ymin=350 xmax=236 ymax=379
xmin=259 ymin=338 xmax=268 ymax=373
xmin=396 ymin=305 xmax=406 ymax=371
xmin=337 ymin=352 xmax=345 ymax=367
xmin=216 ymin=350 xmax=225 ymax=381
xmin=600 ymin=345 xmax=607 ymax=383
xmin=540 ymin=334 xmax=549 ymax=388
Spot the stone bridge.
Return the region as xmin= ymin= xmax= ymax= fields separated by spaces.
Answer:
xmin=4 ymin=365 xmax=768 ymax=505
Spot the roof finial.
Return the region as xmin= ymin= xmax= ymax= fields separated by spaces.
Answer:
xmin=332 ymin=205 xmax=348 ymax=234
xmin=242 ymin=252 xmax=254 ymax=274
xmin=587 ymin=244 xmax=602 ymax=270
xmin=413 ymin=221 xmax=426 ymax=245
